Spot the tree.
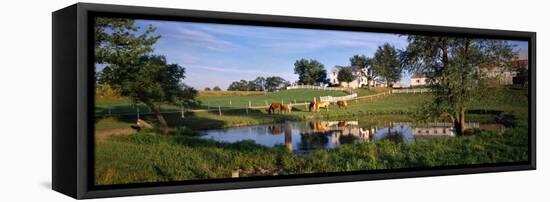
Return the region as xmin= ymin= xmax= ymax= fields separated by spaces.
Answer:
xmin=265 ymin=76 xmax=288 ymax=91
xmin=293 ymin=59 xmax=328 ymax=85
xmin=336 ymin=67 xmax=356 ymax=87
xmin=402 ymin=36 xmax=516 ymax=134
xmin=204 ymin=87 xmax=211 ymax=91
xmin=350 ymin=55 xmax=373 ymax=88
xmin=373 ymin=43 xmax=402 ymax=87
xmin=213 ymin=86 xmax=222 ymax=91
xmin=95 ymin=18 xmax=196 ymax=133
xmin=227 ymin=80 xmax=249 ymax=91
xmin=248 ymin=77 xmax=266 ymax=91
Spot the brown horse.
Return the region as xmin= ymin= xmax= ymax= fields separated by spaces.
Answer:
xmin=282 ymin=104 xmax=292 ymax=113
xmin=268 ymin=103 xmax=283 ymax=114
xmin=336 ymin=100 xmax=348 ymax=109
xmin=309 ymin=101 xmax=330 ymax=112
xmin=268 ymin=103 xmax=285 ymax=114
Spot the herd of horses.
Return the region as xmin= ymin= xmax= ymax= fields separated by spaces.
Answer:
xmin=267 ymin=100 xmax=348 ymax=114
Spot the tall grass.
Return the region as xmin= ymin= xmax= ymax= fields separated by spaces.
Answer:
xmin=95 ymin=123 xmax=528 ymax=185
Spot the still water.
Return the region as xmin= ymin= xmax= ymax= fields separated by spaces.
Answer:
xmin=199 ymin=119 xmax=503 ymax=153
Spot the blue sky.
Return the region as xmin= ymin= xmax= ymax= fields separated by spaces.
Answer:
xmin=132 ymin=20 xmax=528 ymax=90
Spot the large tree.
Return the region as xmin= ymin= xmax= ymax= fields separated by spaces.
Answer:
xmin=373 ymin=43 xmax=402 ymax=87
xmin=265 ymin=76 xmax=289 ymax=91
xmin=350 ymin=54 xmax=374 ymax=88
xmin=337 ymin=67 xmax=356 ymax=87
xmin=402 ymin=36 xmax=516 ymax=134
xmin=227 ymin=80 xmax=250 ymax=91
xmin=249 ymin=77 xmax=266 ymax=91
xmin=293 ymin=59 xmax=328 ymax=85
xmin=95 ymin=18 xmax=196 ymax=133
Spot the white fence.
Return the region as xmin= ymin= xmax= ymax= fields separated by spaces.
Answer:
xmin=320 ymin=93 xmax=358 ymax=102
xmin=391 ymin=88 xmax=430 ymax=94
xmin=286 ymin=85 xmax=354 ymax=94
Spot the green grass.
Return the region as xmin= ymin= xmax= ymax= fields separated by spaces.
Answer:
xmin=94 ymin=86 xmax=530 ymax=185
xmin=354 ymin=87 xmax=391 ymax=96
xmin=95 ymin=93 xmax=426 ymax=131
xmin=95 ymin=89 xmax=349 ymax=115
xmin=197 ymin=89 xmax=348 ymax=108
xmin=94 ymin=86 xmax=528 ymax=131
xmin=95 ymin=122 xmax=528 ymax=185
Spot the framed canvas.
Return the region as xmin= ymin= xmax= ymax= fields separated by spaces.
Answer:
xmin=52 ymin=3 xmax=536 ymax=199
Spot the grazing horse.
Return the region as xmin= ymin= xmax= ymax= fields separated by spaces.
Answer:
xmin=268 ymin=103 xmax=283 ymax=114
xmin=336 ymin=100 xmax=348 ymax=109
xmin=309 ymin=101 xmax=330 ymax=112
xmin=282 ymin=104 xmax=292 ymax=113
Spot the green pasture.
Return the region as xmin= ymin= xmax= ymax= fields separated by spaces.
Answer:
xmin=94 ymin=87 xmax=528 ymax=132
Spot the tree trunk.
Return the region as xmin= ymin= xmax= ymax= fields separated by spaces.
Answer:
xmin=453 ymin=109 xmax=466 ymax=135
xmin=459 ymin=108 xmax=466 ymax=134
xmin=144 ymin=101 xmax=169 ymax=134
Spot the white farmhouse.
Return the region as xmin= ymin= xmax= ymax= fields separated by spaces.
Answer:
xmin=330 ymin=65 xmax=386 ymax=88
xmin=410 ymin=73 xmax=428 ymax=87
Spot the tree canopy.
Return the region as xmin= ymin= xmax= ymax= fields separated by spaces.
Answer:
xmin=227 ymin=80 xmax=250 ymax=91
xmin=227 ymin=76 xmax=288 ymax=91
xmin=337 ymin=67 xmax=356 ymax=86
xmin=401 ymin=36 xmax=517 ymax=134
xmin=265 ymin=76 xmax=289 ymax=91
xmin=95 ymin=18 xmax=196 ymax=132
xmin=293 ymin=59 xmax=328 ymax=85
xmin=350 ymin=54 xmax=373 ymax=87
xmin=372 ymin=43 xmax=402 ymax=86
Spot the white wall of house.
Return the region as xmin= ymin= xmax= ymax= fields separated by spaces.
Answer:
xmin=330 ymin=66 xmax=370 ymax=89
xmin=410 ymin=76 xmax=428 ymax=87
xmin=481 ymin=67 xmax=517 ymax=85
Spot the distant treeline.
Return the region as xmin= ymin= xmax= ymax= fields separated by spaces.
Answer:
xmin=227 ymin=76 xmax=290 ymax=92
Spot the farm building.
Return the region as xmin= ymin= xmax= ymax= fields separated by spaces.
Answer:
xmin=330 ymin=65 xmax=386 ymax=88
xmin=410 ymin=73 xmax=428 ymax=87
xmin=479 ymin=59 xmax=528 ymax=85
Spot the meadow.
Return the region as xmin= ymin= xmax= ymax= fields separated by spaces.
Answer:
xmin=94 ymin=86 xmax=529 ymax=185
xmin=95 ymin=87 xmax=526 ymax=132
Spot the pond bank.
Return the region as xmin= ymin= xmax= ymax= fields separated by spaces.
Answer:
xmin=95 ymin=121 xmax=528 ymax=185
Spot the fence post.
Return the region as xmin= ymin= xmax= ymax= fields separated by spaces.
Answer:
xmin=207 ymin=102 xmax=210 ymax=110
xmin=249 ymin=100 xmax=251 ymax=108
xmin=108 ymin=104 xmax=112 ymax=116
xmin=265 ymin=100 xmax=268 ymax=107
xmin=218 ymin=106 xmax=222 ymax=116
xmin=281 ymin=99 xmax=283 ymax=105
xmin=246 ymin=105 xmax=249 ymax=115
xmin=229 ymin=99 xmax=232 ymax=105
xmin=137 ymin=106 xmax=140 ymax=120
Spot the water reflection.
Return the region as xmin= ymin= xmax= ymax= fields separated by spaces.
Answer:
xmin=199 ymin=119 xmax=496 ymax=153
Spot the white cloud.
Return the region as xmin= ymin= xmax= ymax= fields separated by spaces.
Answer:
xmin=161 ymin=25 xmax=236 ymax=51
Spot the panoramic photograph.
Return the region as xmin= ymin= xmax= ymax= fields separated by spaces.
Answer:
xmin=93 ymin=17 xmax=530 ymax=185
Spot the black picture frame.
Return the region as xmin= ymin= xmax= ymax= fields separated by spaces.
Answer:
xmin=52 ymin=3 xmax=536 ymax=199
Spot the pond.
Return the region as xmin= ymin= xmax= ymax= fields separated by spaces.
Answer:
xmin=199 ymin=118 xmax=506 ymax=153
